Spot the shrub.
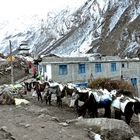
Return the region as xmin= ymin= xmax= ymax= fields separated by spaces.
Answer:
xmin=88 ymin=78 xmax=133 ymax=91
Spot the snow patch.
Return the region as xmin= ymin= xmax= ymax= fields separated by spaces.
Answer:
xmin=109 ymin=0 xmax=130 ymax=32
xmin=129 ymin=1 xmax=140 ymax=22
xmin=125 ymin=41 xmax=139 ymax=53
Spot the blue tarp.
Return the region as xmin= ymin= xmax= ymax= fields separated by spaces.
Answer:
xmin=75 ymin=83 xmax=88 ymax=88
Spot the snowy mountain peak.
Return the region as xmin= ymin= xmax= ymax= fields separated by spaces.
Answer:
xmin=1 ymin=0 xmax=140 ymax=58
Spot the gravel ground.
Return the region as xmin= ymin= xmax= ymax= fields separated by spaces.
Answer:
xmin=0 ymin=72 xmax=140 ymax=140
xmin=0 ymin=95 xmax=90 ymax=140
xmin=0 ymin=92 xmax=140 ymax=140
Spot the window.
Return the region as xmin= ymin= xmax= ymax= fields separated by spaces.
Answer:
xmin=131 ymin=78 xmax=137 ymax=86
xmin=111 ymin=63 xmax=116 ymax=72
xmin=38 ymin=64 xmax=42 ymax=74
xmin=122 ymin=63 xmax=125 ymax=68
xmin=126 ymin=62 xmax=129 ymax=68
xmin=43 ymin=65 xmax=47 ymax=72
xmin=95 ymin=63 xmax=101 ymax=73
xmin=78 ymin=64 xmax=85 ymax=74
xmin=59 ymin=64 xmax=67 ymax=75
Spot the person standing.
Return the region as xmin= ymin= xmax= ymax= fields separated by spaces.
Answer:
xmin=34 ymin=82 xmax=43 ymax=102
xmin=32 ymin=66 xmax=37 ymax=78
xmin=28 ymin=61 xmax=32 ymax=69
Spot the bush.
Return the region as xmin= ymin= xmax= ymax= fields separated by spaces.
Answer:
xmin=88 ymin=78 xmax=133 ymax=91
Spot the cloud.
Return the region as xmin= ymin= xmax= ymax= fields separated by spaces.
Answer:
xmin=0 ymin=0 xmax=85 ymax=20
xmin=0 ymin=0 xmax=50 ymax=19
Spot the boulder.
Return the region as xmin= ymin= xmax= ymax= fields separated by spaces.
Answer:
xmin=0 ymin=91 xmax=15 ymax=105
xmin=74 ymin=118 xmax=134 ymax=140
xmin=0 ymin=127 xmax=15 ymax=140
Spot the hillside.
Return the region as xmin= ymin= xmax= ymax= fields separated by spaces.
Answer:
xmin=0 ymin=0 xmax=140 ymax=58
xmin=0 ymin=58 xmax=29 ymax=85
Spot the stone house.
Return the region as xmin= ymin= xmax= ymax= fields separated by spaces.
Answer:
xmin=38 ymin=54 xmax=140 ymax=97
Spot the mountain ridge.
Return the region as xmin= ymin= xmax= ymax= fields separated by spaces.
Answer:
xmin=0 ymin=0 xmax=140 ymax=58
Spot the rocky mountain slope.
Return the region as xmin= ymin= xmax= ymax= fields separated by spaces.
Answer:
xmin=1 ymin=0 xmax=140 ymax=58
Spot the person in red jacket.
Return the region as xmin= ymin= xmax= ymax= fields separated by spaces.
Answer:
xmin=28 ymin=61 xmax=32 ymax=69
xmin=32 ymin=66 xmax=37 ymax=78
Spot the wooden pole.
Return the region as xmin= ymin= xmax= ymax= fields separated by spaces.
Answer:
xmin=9 ymin=40 xmax=14 ymax=85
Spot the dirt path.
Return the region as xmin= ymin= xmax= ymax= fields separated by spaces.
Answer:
xmin=0 ymin=94 xmax=140 ymax=140
xmin=0 ymin=96 xmax=90 ymax=140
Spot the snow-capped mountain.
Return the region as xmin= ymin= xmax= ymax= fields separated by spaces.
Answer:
xmin=1 ymin=0 xmax=140 ymax=58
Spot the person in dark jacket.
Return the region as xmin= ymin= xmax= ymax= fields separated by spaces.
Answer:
xmin=35 ymin=82 xmax=43 ymax=102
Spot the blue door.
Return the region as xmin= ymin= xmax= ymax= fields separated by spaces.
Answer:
xmin=131 ymin=78 xmax=137 ymax=86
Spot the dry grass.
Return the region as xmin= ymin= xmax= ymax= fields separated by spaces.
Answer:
xmin=88 ymin=78 xmax=133 ymax=91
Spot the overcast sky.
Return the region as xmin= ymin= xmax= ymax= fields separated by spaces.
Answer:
xmin=0 ymin=0 xmax=85 ymax=20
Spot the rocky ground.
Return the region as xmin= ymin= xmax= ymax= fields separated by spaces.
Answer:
xmin=0 ymin=96 xmax=90 ymax=140
xmin=0 ymin=91 xmax=140 ymax=140
xmin=0 ymin=66 xmax=140 ymax=140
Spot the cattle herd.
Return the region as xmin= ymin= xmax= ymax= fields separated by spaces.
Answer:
xmin=24 ymin=80 xmax=140 ymax=125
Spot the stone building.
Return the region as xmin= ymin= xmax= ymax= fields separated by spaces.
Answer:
xmin=38 ymin=54 xmax=140 ymax=97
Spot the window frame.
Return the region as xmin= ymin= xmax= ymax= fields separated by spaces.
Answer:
xmin=122 ymin=63 xmax=125 ymax=68
xmin=95 ymin=63 xmax=102 ymax=73
xmin=59 ymin=64 xmax=68 ymax=75
xmin=111 ymin=62 xmax=116 ymax=72
xmin=78 ymin=63 xmax=85 ymax=74
xmin=131 ymin=78 xmax=137 ymax=86
xmin=43 ymin=65 xmax=47 ymax=72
